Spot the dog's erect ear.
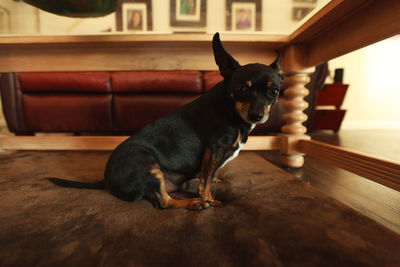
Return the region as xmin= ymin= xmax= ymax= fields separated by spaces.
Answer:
xmin=269 ymin=50 xmax=285 ymax=84
xmin=213 ymin=32 xmax=240 ymax=77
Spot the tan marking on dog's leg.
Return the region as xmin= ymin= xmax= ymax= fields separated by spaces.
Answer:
xmin=198 ymin=149 xmax=213 ymax=200
xmin=198 ymin=149 xmax=223 ymax=207
xmin=202 ymin=131 xmax=241 ymax=207
xmin=151 ymin=166 xmax=209 ymax=210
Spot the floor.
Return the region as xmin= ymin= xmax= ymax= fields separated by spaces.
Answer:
xmin=2 ymin=151 xmax=399 ymax=266
xmin=1 ymin=116 xmax=399 ymax=234
xmin=258 ymin=129 xmax=400 ymax=234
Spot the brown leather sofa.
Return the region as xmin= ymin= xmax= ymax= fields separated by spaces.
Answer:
xmin=0 ymin=67 xmax=327 ymax=135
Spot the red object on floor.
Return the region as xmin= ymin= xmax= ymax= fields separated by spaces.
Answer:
xmin=311 ymin=83 xmax=348 ymax=132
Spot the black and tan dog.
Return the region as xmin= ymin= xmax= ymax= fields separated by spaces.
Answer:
xmin=49 ymin=33 xmax=284 ymax=210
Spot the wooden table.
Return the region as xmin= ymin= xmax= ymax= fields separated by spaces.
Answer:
xmin=0 ymin=1 xmax=400 ymax=190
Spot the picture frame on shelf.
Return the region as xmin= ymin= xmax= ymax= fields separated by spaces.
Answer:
xmin=226 ymin=0 xmax=261 ymax=31
xmin=231 ymin=2 xmax=256 ymax=32
xmin=170 ymin=0 xmax=207 ymax=27
xmin=292 ymin=7 xmax=314 ymax=21
xmin=123 ymin=3 xmax=147 ymax=32
xmin=116 ymin=0 xmax=152 ymax=32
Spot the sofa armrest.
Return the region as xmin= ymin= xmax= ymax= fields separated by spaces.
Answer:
xmin=0 ymin=73 xmax=27 ymax=134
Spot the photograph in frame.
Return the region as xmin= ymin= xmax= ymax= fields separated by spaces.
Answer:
xmin=176 ymin=0 xmax=201 ymax=22
xmin=231 ymin=2 xmax=256 ymax=32
xmin=115 ymin=0 xmax=152 ymax=32
xmin=170 ymin=0 xmax=206 ymax=27
xmin=292 ymin=7 xmax=314 ymax=21
xmin=123 ymin=3 xmax=147 ymax=32
xmin=226 ymin=0 xmax=261 ymax=31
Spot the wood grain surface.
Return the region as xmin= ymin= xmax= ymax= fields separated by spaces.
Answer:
xmin=298 ymin=139 xmax=400 ymax=192
xmin=0 ymin=135 xmax=281 ymax=151
xmin=259 ymin=130 xmax=400 ymax=234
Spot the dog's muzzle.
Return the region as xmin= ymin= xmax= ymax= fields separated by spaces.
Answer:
xmin=248 ymin=111 xmax=264 ymax=123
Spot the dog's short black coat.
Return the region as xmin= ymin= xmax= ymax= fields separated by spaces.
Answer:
xmin=49 ymin=32 xmax=284 ymax=210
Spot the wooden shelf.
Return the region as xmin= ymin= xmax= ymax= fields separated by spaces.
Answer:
xmin=0 ymin=33 xmax=289 ymax=73
xmin=0 ymin=33 xmax=289 ymax=47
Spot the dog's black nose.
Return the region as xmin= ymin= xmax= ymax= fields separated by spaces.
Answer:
xmin=248 ymin=112 xmax=264 ymax=122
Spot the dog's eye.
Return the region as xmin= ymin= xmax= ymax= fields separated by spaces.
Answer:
xmin=235 ymin=85 xmax=248 ymax=97
xmin=267 ymin=88 xmax=279 ymax=99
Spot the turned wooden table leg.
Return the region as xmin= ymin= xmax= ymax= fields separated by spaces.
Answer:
xmin=279 ymin=69 xmax=313 ymax=168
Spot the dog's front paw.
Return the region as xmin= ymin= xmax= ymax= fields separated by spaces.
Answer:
xmin=208 ymin=199 xmax=223 ymax=207
xmin=213 ymin=178 xmax=223 ymax=184
xmin=187 ymin=198 xmax=212 ymax=211
xmin=200 ymin=198 xmax=223 ymax=208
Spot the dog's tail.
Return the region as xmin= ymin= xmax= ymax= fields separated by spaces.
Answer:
xmin=48 ymin=178 xmax=106 ymax=190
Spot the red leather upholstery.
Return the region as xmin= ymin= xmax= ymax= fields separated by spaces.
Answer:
xmin=112 ymin=71 xmax=202 ymax=93
xmin=203 ymin=71 xmax=223 ymax=92
xmin=17 ymin=72 xmax=111 ymax=93
xmin=0 ymin=68 xmax=326 ymax=135
xmin=23 ymin=94 xmax=113 ymax=132
xmin=114 ymin=94 xmax=199 ymax=130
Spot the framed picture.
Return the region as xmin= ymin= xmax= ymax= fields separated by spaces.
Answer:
xmin=116 ymin=0 xmax=152 ymax=32
xmin=292 ymin=7 xmax=314 ymax=21
xmin=231 ymin=2 xmax=256 ymax=31
xmin=170 ymin=0 xmax=207 ymax=27
xmin=123 ymin=3 xmax=147 ymax=32
xmin=226 ymin=0 xmax=261 ymax=31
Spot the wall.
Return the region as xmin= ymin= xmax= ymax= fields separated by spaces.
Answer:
xmin=1 ymin=0 xmax=38 ymax=34
xmin=1 ymin=0 xmax=325 ymax=35
xmin=39 ymin=11 xmax=115 ymax=34
xmin=328 ymin=36 xmax=400 ymax=129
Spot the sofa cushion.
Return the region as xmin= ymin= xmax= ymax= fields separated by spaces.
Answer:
xmin=113 ymin=94 xmax=199 ymax=130
xmin=112 ymin=71 xmax=202 ymax=94
xmin=23 ymin=94 xmax=113 ymax=132
xmin=17 ymin=72 xmax=111 ymax=93
xmin=203 ymin=71 xmax=223 ymax=92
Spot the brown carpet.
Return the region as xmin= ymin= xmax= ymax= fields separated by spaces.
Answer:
xmin=1 ymin=151 xmax=400 ymax=266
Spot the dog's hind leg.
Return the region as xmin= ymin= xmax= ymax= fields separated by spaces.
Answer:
xmin=150 ymin=166 xmax=212 ymax=211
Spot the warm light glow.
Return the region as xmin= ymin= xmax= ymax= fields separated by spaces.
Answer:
xmin=329 ymin=37 xmax=400 ymax=129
